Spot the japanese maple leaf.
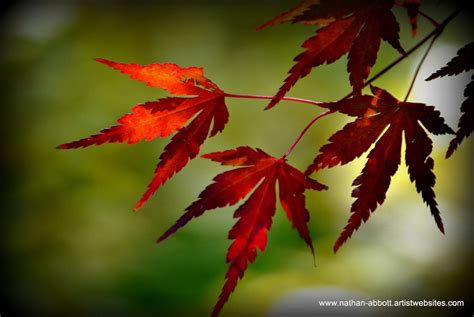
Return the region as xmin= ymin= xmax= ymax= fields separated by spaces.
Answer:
xmin=305 ymin=86 xmax=453 ymax=252
xmin=262 ymin=0 xmax=406 ymax=109
xmin=155 ymin=147 xmax=326 ymax=317
xmin=426 ymin=42 xmax=474 ymax=158
xmin=58 ymin=59 xmax=229 ymax=210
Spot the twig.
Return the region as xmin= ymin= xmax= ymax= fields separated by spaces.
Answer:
xmin=224 ymin=93 xmax=323 ymax=107
xmin=404 ymin=32 xmax=440 ymax=101
xmin=283 ymin=110 xmax=335 ymax=159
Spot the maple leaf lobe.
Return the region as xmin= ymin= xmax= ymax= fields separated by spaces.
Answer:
xmin=95 ymin=58 xmax=219 ymax=95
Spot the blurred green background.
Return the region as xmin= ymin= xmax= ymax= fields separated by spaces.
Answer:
xmin=1 ymin=1 xmax=472 ymax=316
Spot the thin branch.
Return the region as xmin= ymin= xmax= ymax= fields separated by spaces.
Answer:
xmin=404 ymin=32 xmax=440 ymax=102
xmin=283 ymin=110 xmax=335 ymax=159
xmin=224 ymin=92 xmax=323 ymax=107
xmin=419 ymin=10 xmax=440 ymax=27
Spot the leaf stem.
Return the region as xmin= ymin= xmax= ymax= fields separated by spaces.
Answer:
xmin=224 ymin=92 xmax=323 ymax=107
xmin=404 ymin=31 xmax=440 ymax=102
xmin=283 ymin=110 xmax=335 ymax=159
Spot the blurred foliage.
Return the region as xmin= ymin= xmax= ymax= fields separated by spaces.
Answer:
xmin=0 ymin=1 xmax=472 ymax=317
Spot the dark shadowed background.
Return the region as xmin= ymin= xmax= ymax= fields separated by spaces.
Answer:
xmin=1 ymin=1 xmax=473 ymax=317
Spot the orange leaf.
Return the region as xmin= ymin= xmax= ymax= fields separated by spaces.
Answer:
xmin=59 ymin=60 xmax=229 ymax=211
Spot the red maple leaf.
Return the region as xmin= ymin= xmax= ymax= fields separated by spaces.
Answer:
xmin=155 ymin=147 xmax=326 ymax=317
xmin=426 ymin=42 xmax=474 ymax=158
xmin=305 ymin=86 xmax=453 ymax=252
xmin=262 ymin=0 xmax=407 ymax=109
xmin=58 ymin=59 xmax=229 ymax=210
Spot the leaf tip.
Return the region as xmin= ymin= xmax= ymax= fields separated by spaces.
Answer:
xmin=333 ymin=233 xmax=348 ymax=253
xmin=446 ymin=138 xmax=459 ymax=158
xmin=57 ymin=142 xmax=74 ymax=150
xmin=425 ymin=74 xmax=435 ymax=81
xmin=333 ymin=228 xmax=351 ymax=254
xmin=156 ymin=228 xmax=174 ymax=244
xmin=95 ymin=58 xmax=117 ymax=68
xmin=95 ymin=57 xmax=108 ymax=63
xmin=435 ymin=216 xmax=445 ymax=235
xmin=265 ymin=99 xmax=279 ymax=110
xmin=200 ymin=153 xmax=212 ymax=160
xmin=310 ymin=246 xmax=317 ymax=267
xmin=134 ymin=199 xmax=146 ymax=212
xmin=304 ymin=162 xmax=318 ymax=175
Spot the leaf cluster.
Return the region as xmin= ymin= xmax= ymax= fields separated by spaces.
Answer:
xmin=58 ymin=1 xmax=472 ymax=315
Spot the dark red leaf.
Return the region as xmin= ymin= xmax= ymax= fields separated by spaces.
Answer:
xmin=156 ymin=147 xmax=326 ymax=316
xmin=306 ymin=86 xmax=453 ymax=252
xmin=266 ymin=0 xmax=405 ymax=107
